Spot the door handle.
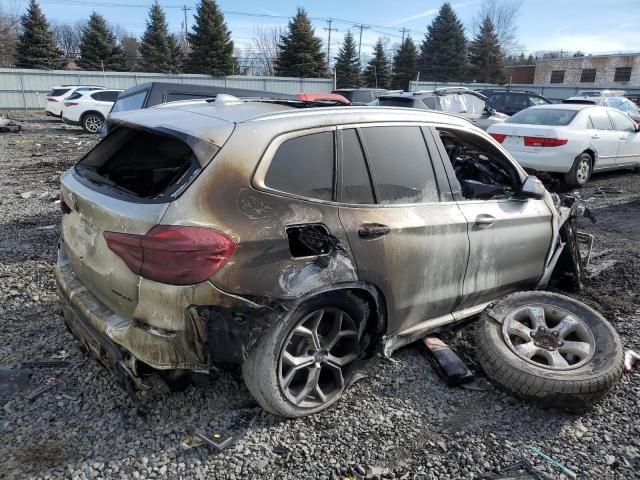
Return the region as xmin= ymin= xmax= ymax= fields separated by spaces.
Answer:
xmin=358 ymin=223 xmax=390 ymax=239
xmin=590 ymin=134 xmax=600 ymax=139
xmin=475 ymin=214 xmax=496 ymax=227
xmin=620 ymin=134 xmax=628 ymax=140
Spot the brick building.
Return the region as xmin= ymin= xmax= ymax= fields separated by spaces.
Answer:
xmin=533 ymin=53 xmax=640 ymax=86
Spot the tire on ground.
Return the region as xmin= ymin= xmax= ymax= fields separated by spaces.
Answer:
xmin=242 ymin=292 xmax=367 ymax=418
xmin=564 ymin=152 xmax=592 ymax=187
xmin=476 ymin=291 xmax=623 ymax=411
xmin=81 ymin=112 xmax=104 ymax=134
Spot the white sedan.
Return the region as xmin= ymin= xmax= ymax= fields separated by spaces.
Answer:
xmin=487 ymin=104 xmax=640 ymax=186
xmin=61 ymin=89 xmax=122 ymax=133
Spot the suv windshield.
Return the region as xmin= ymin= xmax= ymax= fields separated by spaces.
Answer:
xmin=507 ymin=108 xmax=578 ymax=126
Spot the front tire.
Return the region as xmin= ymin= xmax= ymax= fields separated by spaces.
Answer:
xmin=81 ymin=112 xmax=104 ymax=134
xmin=242 ymin=293 xmax=366 ymax=417
xmin=564 ymin=152 xmax=592 ymax=187
xmin=476 ymin=291 xmax=623 ymax=411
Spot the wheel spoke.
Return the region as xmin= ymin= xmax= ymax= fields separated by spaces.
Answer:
xmin=323 ymin=311 xmax=343 ymax=349
xmin=558 ymin=340 xmax=592 ymax=359
xmin=506 ymin=320 xmax=532 ymax=341
xmin=315 ymin=382 xmax=327 ymax=403
xmin=526 ymin=306 xmax=547 ymax=330
xmin=553 ymin=315 xmax=580 ymax=339
xmin=308 ymin=310 xmax=324 ymax=350
xmin=282 ymin=351 xmax=314 ymax=369
xmin=294 ymin=367 xmax=320 ymax=404
xmin=326 ymin=352 xmax=358 ymax=368
xmin=514 ymin=341 xmax=539 ymax=359
xmin=545 ymin=350 xmax=570 ymax=368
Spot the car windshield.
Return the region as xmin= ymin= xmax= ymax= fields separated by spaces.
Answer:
xmin=604 ymin=97 xmax=639 ymax=114
xmin=506 ymin=108 xmax=578 ymax=126
xmin=438 ymin=93 xmax=486 ymax=117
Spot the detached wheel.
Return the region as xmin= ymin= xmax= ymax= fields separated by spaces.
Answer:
xmin=476 ymin=291 xmax=623 ymax=411
xmin=564 ymin=152 xmax=592 ymax=187
xmin=242 ymin=293 xmax=366 ymax=417
xmin=81 ymin=112 xmax=104 ymax=134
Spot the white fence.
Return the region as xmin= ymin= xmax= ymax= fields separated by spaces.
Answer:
xmin=409 ymin=81 xmax=640 ymax=101
xmin=0 ymin=68 xmax=334 ymax=111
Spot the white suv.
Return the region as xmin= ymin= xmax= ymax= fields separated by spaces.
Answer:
xmin=45 ymin=85 xmax=104 ymax=118
xmin=61 ymin=89 xmax=122 ymax=133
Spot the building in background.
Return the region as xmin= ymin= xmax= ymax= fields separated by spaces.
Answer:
xmin=506 ymin=65 xmax=535 ymax=84
xmin=534 ymin=53 xmax=640 ymax=87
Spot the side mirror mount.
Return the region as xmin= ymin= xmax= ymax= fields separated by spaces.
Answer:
xmin=518 ymin=175 xmax=546 ymax=200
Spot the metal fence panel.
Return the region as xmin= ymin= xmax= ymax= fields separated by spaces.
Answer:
xmin=0 ymin=68 xmax=334 ymax=111
xmin=409 ymin=81 xmax=640 ymax=102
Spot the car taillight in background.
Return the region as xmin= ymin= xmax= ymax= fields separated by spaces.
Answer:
xmin=104 ymin=226 xmax=236 ymax=285
xmin=490 ymin=133 xmax=506 ymax=143
xmin=64 ymin=102 xmax=79 ymax=107
xmin=523 ymin=137 xmax=568 ymax=147
xmin=47 ymin=98 xmax=58 ymax=102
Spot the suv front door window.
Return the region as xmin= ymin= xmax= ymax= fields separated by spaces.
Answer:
xmin=337 ymin=125 xmax=469 ymax=333
xmin=433 ymin=127 xmax=553 ymax=308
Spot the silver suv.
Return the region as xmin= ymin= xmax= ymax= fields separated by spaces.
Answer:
xmin=56 ymin=96 xmax=591 ymax=417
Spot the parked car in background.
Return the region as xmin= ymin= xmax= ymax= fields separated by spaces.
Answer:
xmin=371 ymin=87 xmax=508 ymax=130
xmin=487 ymin=104 xmax=640 ymax=186
xmin=57 ymin=95 xmax=616 ymax=418
xmin=62 ymin=89 xmax=122 ymax=133
xmin=575 ymin=89 xmax=626 ymax=98
xmin=476 ymin=88 xmax=553 ymax=116
xmin=563 ymin=96 xmax=640 ymax=125
xmin=45 ymin=85 xmax=105 ymax=118
xmin=331 ymin=88 xmax=388 ymax=105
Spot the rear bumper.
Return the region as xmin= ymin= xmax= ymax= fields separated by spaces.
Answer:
xmin=55 ymin=240 xmax=279 ymax=371
xmin=506 ymin=149 xmax=576 ymax=173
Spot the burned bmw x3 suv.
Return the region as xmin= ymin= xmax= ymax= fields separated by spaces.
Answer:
xmin=56 ymin=95 xmax=622 ymax=417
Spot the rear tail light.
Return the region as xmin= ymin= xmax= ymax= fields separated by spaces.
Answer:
xmin=490 ymin=133 xmax=506 ymax=143
xmin=64 ymin=102 xmax=78 ymax=107
xmin=104 ymin=226 xmax=236 ymax=285
xmin=523 ymin=137 xmax=568 ymax=147
xmin=47 ymin=98 xmax=58 ymax=102
xmin=59 ymin=193 xmax=71 ymax=214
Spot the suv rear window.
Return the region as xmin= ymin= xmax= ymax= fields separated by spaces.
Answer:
xmin=75 ymin=126 xmax=218 ymax=201
xmin=507 ymin=108 xmax=577 ymax=126
xmin=111 ymin=90 xmax=148 ymax=113
xmin=48 ymin=88 xmax=71 ymax=97
xmin=265 ymin=132 xmax=335 ymax=201
xmin=360 ymin=126 xmax=438 ymax=204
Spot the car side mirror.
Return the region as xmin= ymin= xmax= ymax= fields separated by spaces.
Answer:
xmin=518 ymin=175 xmax=546 ymax=200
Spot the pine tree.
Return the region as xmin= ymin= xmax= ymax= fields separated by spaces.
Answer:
xmin=139 ymin=1 xmax=182 ymax=73
xmin=77 ymin=13 xmax=127 ymax=71
xmin=334 ymin=31 xmax=361 ymax=88
xmin=15 ymin=0 xmax=64 ymax=69
xmin=364 ymin=39 xmax=391 ymax=89
xmin=274 ymin=8 xmax=326 ymax=77
xmin=184 ymin=0 xmax=234 ymax=75
xmin=392 ymin=37 xmax=418 ymax=90
xmin=418 ymin=2 xmax=467 ymax=82
xmin=467 ymin=17 xmax=507 ymax=84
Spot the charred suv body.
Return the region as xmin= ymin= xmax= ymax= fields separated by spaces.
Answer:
xmin=56 ymin=96 xmax=598 ymax=416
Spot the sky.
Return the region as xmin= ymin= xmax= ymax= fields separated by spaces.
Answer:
xmin=7 ymin=0 xmax=640 ymax=61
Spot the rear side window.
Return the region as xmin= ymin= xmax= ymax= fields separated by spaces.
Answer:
xmin=100 ymin=91 xmax=120 ymax=102
xmin=353 ymin=91 xmax=373 ymax=103
xmin=75 ymin=127 xmax=218 ymax=201
xmin=91 ymin=92 xmax=103 ymax=101
xmin=421 ymin=96 xmax=437 ymax=109
xmin=609 ymin=110 xmax=636 ymax=132
xmin=529 ymin=96 xmax=549 ymax=106
xmin=111 ymin=90 xmax=148 ymax=113
xmin=360 ymin=126 xmax=438 ymax=204
xmin=378 ymin=97 xmax=418 ymax=108
xmin=49 ymin=88 xmax=71 ymax=97
xmin=165 ymin=92 xmax=216 ymax=103
xmin=589 ymin=110 xmax=613 ymax=130
xmin=507 ymin=108 xmax=577 ymax=126
xmin=265 ymin=132 xmax=335 ymax=201
xmin=341 ymin=129 xmax=374 ymax=204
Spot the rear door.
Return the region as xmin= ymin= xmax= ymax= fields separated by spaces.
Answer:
xmin=608 ymin=110 xmax=640 ymax=165
xmin=337 ymin=125 xmax=469 ymax=334
xmin=432 ymin=127 xmax=553 ymax=309
xmin=587 ymin=108 xmax=619 ymax=167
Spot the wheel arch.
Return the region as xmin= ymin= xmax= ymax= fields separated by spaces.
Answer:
xmin=80 ymin=110 xmax=105 ymax=123
xmin=582 ymin=148 xmax=597 ymax=166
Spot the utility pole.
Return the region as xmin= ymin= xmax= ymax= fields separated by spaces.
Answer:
xmin=182 ymin=5 xmax=191 ymax=43
xmin=355 ymin=24 xmax=369 ymax=63
xmin=400 ymin=28 xmax=406 ymax=44
xmin=323 ymin=19 xmax=337 ymax=69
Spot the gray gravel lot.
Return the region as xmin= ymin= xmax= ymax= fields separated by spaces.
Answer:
xmin=0 ymin=113 xmax=639 ymax=480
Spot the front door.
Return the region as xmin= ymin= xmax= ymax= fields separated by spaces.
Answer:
xmin=336 ymin=125 xmax=469 ymax=335
xmin=431 ymin=126 xmax=554 ymax=309
xmin=608 ymin=110 xmax=640 ymax=166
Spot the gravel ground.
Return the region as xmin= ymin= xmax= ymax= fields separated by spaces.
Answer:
xmin=0 ymin=113 xmax=639 ymax=480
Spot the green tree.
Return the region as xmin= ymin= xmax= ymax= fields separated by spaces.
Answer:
xmin=392 ymin=37 xmax=418 ymax=90
xmin=274 ymin=8 xmax=326 ymax=77
xmin=184 ymin=0 xmax=234 ymax=75
xmin=334 ymin=31 xmax=361 ymax=88
xmin=418 ymin=2 xmax=467 ymax=82
xmin=364 ymin=39 xmax=391 ymax=89
xmin=139 ymin=2 xmax=182 ymax=73
xmin=77 ymin=13 xmax=127 ymax=71
xmin=15 ymin=0 xmax=64 ymax=69
xmin=467 ymin=16 xmax=507 ymax=83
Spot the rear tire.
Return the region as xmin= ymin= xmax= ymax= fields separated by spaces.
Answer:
xmin=81 ymin=112 xmax=104 ymax=134
xmin=242 ymin=292 xmax=367 ymax=417
xmin=476 ymin=291 xmax=623 ymax=412
xmin=564 ymin=152 xmax=592 ymax=187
